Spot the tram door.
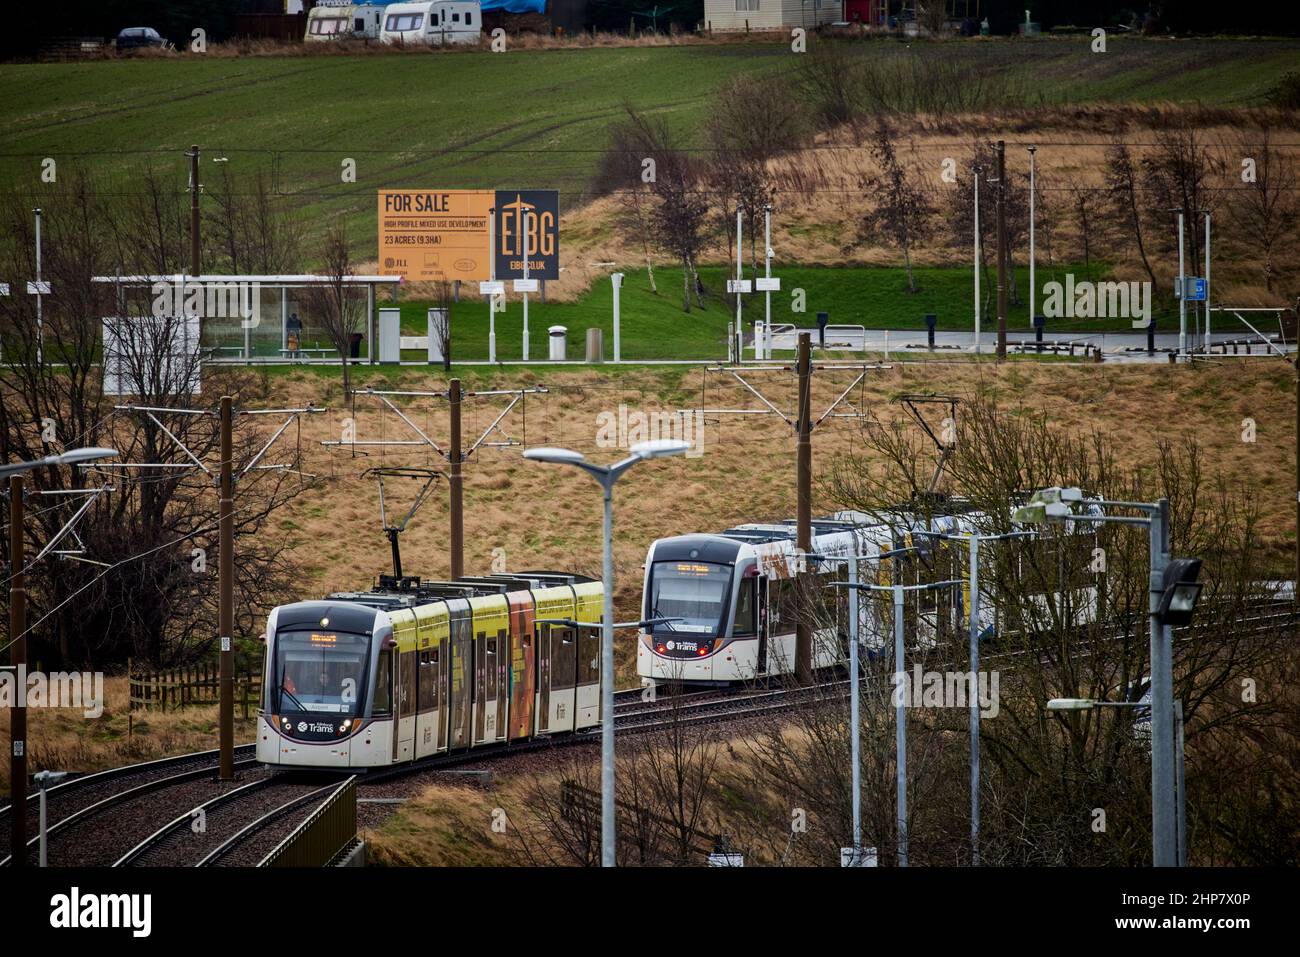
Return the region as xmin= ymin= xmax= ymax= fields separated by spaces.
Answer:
xmin=756 ymin=576 xmax=769 ymax=675
xmin=438 ymin=637 xmax=450 ymax=749
xmin=537 ymin=622 xmax=552 ymax=733
xmin=447 ymin=601 xmax=472 ymax=750
xmin=492 ymin=629 xmax=509 ymax=742
xmin=394 ymin=650 xmax=416 ymax=762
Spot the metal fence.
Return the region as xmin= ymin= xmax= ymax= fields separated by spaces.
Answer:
xmin=261 ymin=776 xmax=359 ymax=868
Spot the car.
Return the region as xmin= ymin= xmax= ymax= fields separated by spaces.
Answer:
xmin=115 ymin=27 xmax=167 ymax=51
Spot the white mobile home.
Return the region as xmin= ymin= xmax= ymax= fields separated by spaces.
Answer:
xmin=380 ymin=1 xmax=481 ymax=46
xmin=305 ymin=3 xmax=387 ymax=41
xmin=704 ymin=0 xmax=839 ymax=32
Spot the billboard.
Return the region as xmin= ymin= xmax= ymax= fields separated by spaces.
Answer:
xmin=376 ymin=189 xmax=559 ymax=283
xmin=377 ymin=189 xmax=493 ymax=282
xmin=494 ymin=190 xmax=559 ymax=281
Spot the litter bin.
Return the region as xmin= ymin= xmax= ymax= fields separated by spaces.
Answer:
xmin=349 ymin=332 xmax=363 ymax=359
xmin=585 ymin=327 xmax=604 ymax=363
xmin=548 ymin=325 xmax=567 ymax=361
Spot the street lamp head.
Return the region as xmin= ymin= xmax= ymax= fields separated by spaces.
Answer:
xmin=58 ymin=447 xmax=118 ymax=466
xmin=1047 ymin=698 xmax=1096 ymax=711
xmin=1158 ymin=557 xmax=1204 ymax=626
xmin=523 ymin=446 xmax=587 ymax=466
xmin=630 ymin=439 xmax=690 ymax=460
xmin=1012 ymin=486 xmax=1083 ymax=524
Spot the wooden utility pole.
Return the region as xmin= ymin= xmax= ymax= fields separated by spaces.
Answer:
xmin=8 ymin=476 xmax=27 ymax=866
xmin=449 ymin=378 xmax=464 ymax=578
xmin=795 ymin=333 xmax=813 ymax=685
xmin=188 ymin=144 xmax=201 ymax=278
xmin=995 ymin=140 xmax=1007 ymax=361
xmin=218 ymin=396 xmax=234 ymax=780
xmin=1295 ymin=362 xmax=1299 ymax=597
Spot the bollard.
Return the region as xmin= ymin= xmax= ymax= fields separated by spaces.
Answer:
xmin=817 ymin=312 xmax=829 ymax=349
xmin=1147 ymin=319 xmax=1156 ymax=356
xmin=924 ymin=313 xmax=937 ymax=351
xmin=1032 ymin=315 xmax=1045 ymax=353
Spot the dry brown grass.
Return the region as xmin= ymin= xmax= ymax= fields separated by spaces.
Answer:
xmin=5 ymin=358 xmax=1290 ymax=788
xmin=0 ymin=677 xmax=258 ymax=792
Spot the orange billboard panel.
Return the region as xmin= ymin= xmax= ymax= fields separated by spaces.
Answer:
xmin=377 ymin=189 xmax=493 ymax=282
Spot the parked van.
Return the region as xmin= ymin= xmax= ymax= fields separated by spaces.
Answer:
xmin=380 ymin=1 xmax=482 ymax=46
xmin=305 ymin=3 xmax=387 ymax=42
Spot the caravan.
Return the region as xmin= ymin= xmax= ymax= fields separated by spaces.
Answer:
xmin=380 ymin=1 xmax=482 ymax=46
xmin=305 ymin=2 xmax=387 ymax=42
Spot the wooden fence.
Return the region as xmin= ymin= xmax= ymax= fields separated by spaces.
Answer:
xmin=128 ymin=657 xmax=262 ymax=716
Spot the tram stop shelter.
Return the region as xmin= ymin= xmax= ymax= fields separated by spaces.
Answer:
xmin=91 ymin=273 xmax=404 ymax=364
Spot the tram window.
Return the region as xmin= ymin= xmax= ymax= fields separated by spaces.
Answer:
xmin=732 ymin=580 xmax=756 ymax=635
xmin=400 ymin=652 xmax=417 ymax=715
xmin=771 ymin=578 xmax=800 ymax=633
xmin=373 ymin=650 xmax=392 ymax=715
xmin=550 ymin=627 xmax=576 ymax=690
xmin=418 ymin=651 xmax=438 ymax=711
xmin=578 ymin=628 xmax=600 ymax=686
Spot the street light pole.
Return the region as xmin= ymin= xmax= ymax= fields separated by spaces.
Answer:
xmin=1148 ymin=498 xmax=1176 ymax=866
xmin=1017 ymin=489 xmax=1181 ymax=866
xmin=523 ymin=440 xmax=689 ymax=867
xmin=834 ymin=573 xmax=961 ymax=867
xmin=1028 ymin=145 xmax=1037 ymax=329
xmin=914 ymin=527 xmax=1032 ymax=865
xmin=8 ymin=475 xmax=26 ymax=868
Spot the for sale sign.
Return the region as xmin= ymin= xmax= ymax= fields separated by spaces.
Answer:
xmin=377 ymin=189 xmax=493 ymax=282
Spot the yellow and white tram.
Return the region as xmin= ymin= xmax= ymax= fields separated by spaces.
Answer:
xmin=257 ymin=573 xmax=603 ymax=769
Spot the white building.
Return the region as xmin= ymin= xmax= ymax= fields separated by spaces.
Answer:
xmin=703 ymin=0 xmax=840 ymax=32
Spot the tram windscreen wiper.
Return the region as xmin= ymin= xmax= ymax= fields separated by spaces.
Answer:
xmin=277 ymin=664 xmax=310 ymax=713
xmin=650 ymin=604 xmax=678 ymax=631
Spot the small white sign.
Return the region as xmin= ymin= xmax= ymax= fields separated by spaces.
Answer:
xmin=221 ymin=636 xmax=232 ymax=652
xmin=13 ymin=740 xmax=24 ymax=757
xmin=0 ymin=282 xmax=10 ymax=295
xmin=513 ymin=278 xmax=539 ymax=293
xmin=707 ymin=852 xmax=744 ymax=867
xmin=479 ymin=281 xmax=505 ymax=296
xmin=755 ymin=277 xmax=781 ymax=292
xmin=726 ymin=279 xmax=753 ymax=294
xmin=841 ymin=846 xmax=878 ymax=867
xmin=27 ymin=281 xmax=51 ymax=295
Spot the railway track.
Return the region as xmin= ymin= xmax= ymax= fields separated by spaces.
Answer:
xmin=9 ymin=602 xmax=1292 ymax=867
xmin=0 ymin=743 xmax=258 ymax=865
xmin=116 ymin=774 xmax=340 ymax=867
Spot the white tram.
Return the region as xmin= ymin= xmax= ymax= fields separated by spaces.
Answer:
xmin=637 ymin=503 xmax=1101 ymax=686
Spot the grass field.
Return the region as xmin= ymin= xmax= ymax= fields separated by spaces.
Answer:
xmin=1 ymin=34 xmax=1295 ymax=252
xmin=381 ymin=262 xmax=1155 ymax=363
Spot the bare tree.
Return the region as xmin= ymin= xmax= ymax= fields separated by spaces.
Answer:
xmin=1103 ymin=138 xmax=1159 ymax=286
xmin=1223 ymin=128 xmax=1299 ymax=294
xmin=0 ymin=171 xmax=309 ymax=668
xmin=858 ymin=118 xmax=935 ymax=293
xmin=302 ymin=222 xmax=367 ymax=398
